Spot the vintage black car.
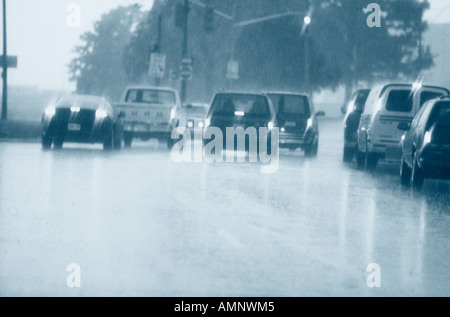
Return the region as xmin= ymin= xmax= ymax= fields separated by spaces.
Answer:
xmin=266 ymin=92 xmax=324 ymax=157
xmin=399 ymin=96 xmax=450 ymax=187
xmin=41 ymin=95 xmax=124 ymax=151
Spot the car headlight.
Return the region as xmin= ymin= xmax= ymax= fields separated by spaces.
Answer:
xmin=424 ymin=131 xmax=432 ymax=145
xmin=198 ymin=121 xmax=205 ymax=128
xmin=306 ymin=118 xmax=313 ymax=130
xmin=44 ymin=107 xmax=56 ymax=117
xmin=187 ymin=121 xmax=194 ymax=128
xmin=268 ymin=122 xmax=274 ymax=130
xmin=204 ymin=118 xmax=211 ymax=128
xmin=70 ymin=106 xmax=80 ymax=113
xmin=95 ymin=109 xmax=108 ymax=119
xmin=170 ymin=108 xmax=177 ymax=121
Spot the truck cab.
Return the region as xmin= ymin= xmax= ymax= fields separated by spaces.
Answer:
xmin=115 ymin=86 xmax=182 ymax=148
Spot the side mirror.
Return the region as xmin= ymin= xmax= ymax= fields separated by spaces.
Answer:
xmin=316 ymin=111 xmax=326 ymax=117
xmin=118 ymin=111 xmax=126 ymax=119
xmin=397 ymin=122 xmax=410 ymax=131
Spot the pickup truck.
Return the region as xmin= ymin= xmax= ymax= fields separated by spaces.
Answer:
xmin=114 ymin=86 xmax=182 ymax=148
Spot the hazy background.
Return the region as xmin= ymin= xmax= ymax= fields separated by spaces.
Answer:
xmin=2 ymin=0 xmax=449 ymax=91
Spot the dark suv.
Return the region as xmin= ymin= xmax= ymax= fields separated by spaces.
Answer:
xmin=266 ymin=92 xmax=324 ymax=157
xmin=343 ymin=89 xmax=370 ymax=162
xmin=399 ymin=96 xmax=450 ymax=187
xmin=204 ymin=92 xmax=277 ymax=155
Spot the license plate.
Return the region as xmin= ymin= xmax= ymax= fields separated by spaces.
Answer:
xmin=68 ymin=123 xmax=81 ymax=131
xmin=285 ymin=121 xmax=296 ymax=127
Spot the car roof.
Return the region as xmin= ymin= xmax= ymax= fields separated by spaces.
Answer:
xmin=264 ymin=91 xmax=308 ymax=97
xmin=58 ymin=94 xmax=107 ymax=104
xmin=125 ymin=86 xmax=179 ymax=94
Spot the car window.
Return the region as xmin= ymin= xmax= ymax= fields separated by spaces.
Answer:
xmin=410 ymin=102 xmax=428 ymax=129
xmin=385 ymin=89 xmax=413 ymax=112
xmin=210 ymin=94 xmax=270 ymax=121
xmin=417 ymin=101 xmax=435 ymax=128
xmin=268 ymin=94 xmax=310 ymax=117
xmin=126 ymin=89 xmax=176 ymax=105
xmin=420 ymin=91 xmax=445 ymax=107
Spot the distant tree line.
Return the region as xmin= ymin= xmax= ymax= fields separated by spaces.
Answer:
xmin=69 ymin=0 xmax=433 ymax=102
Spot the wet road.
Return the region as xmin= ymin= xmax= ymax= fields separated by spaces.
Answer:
xmin=1 ymin=118 xmax=450 ymax=296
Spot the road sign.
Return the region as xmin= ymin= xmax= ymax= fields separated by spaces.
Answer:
xmin=226 ymin=60 xmax=239 ymax=80
xmin=0 ymin=55 xmax=17 ymax=68
xmin=149 ymin=53 xmax=166 ymax=78
xmin=179 ymin=65 xmax=192 ymax=80
xmin=179 ymin=58 xmax=193 ymax=80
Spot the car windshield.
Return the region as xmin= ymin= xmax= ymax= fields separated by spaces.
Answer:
xmin=126 ymin=89 xmax=176 ymax=105
xmin=186 ymin=106 xmax=208 ymax=116
xmin=268 ymin=94 xmax=310 ymax=118
xmin=209 ymin=94 xmax=271 ymax=123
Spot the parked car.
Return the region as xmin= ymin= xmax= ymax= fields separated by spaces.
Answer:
xmin=266 ymin=92 xmax=324 ymax=157
xmin=203 ymin=92 xmax=276 ymax=154
xmin=114 ymin=86 xmax=182 ymax=148
xmin=356 ymin=83 xmax=449 ymax=171
xmin=41 ymin=95 xmax=124 ymax=151
xmin=399 ymin=96 xmax=450 ymax=187
xmin=179 ymin=102 xmax=209 ymax=134
xmin=343 ymin=89 xmax=370 ymax=162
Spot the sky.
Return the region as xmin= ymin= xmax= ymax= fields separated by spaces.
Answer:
xmin=2 ymin=0 xmax=450 ymax=91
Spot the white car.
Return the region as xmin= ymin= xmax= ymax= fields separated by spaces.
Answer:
xmin=356 ymin=83 xmax=449 ymax=171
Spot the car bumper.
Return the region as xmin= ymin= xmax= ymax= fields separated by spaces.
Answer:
xmin=42 ymin=111 xmax=113 ymax=143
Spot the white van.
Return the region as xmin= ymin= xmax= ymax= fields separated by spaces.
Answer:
xmin=356 ymin=83 xmax=449 ymax=171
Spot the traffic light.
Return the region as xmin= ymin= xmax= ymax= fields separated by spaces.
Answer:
xmin=205 ymin=6 xmax=214 ymax=31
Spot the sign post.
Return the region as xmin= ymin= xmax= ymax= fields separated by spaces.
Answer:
xmin=149 ymin=53 xmax=166 ymax=80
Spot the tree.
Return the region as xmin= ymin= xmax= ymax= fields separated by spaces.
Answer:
xmin=68 ymin=5 xmax=143 ymax=100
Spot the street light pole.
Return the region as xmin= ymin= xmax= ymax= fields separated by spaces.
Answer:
xmin=2 ymin=0 xmax=7 ymax=120
xmin=303 ymin=15 xmax=311 ymax=95
xmin=180 ymin=0 xmax=189 ymax=103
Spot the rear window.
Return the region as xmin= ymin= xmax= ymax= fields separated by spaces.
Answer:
xmin=210 ymin=94 xmax=271 ymax=120
xmin=420 ymin=91 xmax=445 ymax=107
xmin=268 ymin=94 xmax=310 ymax=117
xmin=126 ymin=89 xmax=176 ymax=105
xmin=386 ymin=90 xmax=413 ymax=112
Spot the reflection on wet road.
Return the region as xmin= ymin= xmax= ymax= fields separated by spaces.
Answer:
xmin=0 ymin=119 xmax=449 ymax=296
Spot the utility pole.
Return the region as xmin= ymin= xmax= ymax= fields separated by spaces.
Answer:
xmin=155 ymin=13 xmax=162 ymax=87
xmin=180 ymin=0 xmax=190 ymax=103
xmin=2 ymin=0 xmax=7 ymax=120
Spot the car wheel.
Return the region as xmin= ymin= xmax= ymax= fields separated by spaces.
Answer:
xmin=343 ymin=146 xmax=354 ymax=163
xmin=167 ymin=138 xmax=175 ymax=150
xmin=400 ymin=155 xmax=412 ymax=186
xmin=53 ymin=138 xmax=64 ymax=150
xmin=113 ymin=129 xmax=123 ymax=150
xmin=305 ymin=141 xmax=318 ymax=158
xmin=42 ymin=135 xmax=52 ymax=150
xmin=103 ymin=133 xmax=113 ymax=151
xmin=356 ymin=151 xmax=365 ymax=170
xmin=124 ymin=135 xmax=132 ymax=148
xmin=365 ymin=151 xmax=378 ymax=173
xmin=411 ymin=152 xmax=424 ymax=188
